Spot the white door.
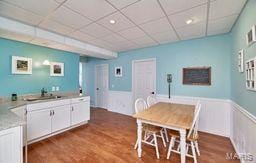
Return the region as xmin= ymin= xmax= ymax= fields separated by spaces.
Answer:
xmin=51 ymin=105 xmax=71 ymax=132
xmin=132 ymin=59 xmax=156 ymax=102
xmin=71 ymin=101 xmax=90 ymax=125
xmin=95 ymin=64 xmax=109 ymax=109
xmin=27 ymin=109 xmax=52 ymax=141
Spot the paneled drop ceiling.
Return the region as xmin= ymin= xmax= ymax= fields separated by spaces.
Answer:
xmin=0 ymin=0 xmax=247 ymax=53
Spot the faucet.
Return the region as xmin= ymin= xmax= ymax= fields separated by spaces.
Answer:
xmin=41 ymin=87 xmax=47 ymax=97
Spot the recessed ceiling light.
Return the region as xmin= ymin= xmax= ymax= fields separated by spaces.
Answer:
xmin=109 ymin=20 xmax=116 ymax=24
xmin=186 ymin=19 xmax=193 ymax=25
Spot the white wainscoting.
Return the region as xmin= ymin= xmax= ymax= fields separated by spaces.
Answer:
xmin=230 ymin=101 xmax=256 ymax=163
xmin=107 ymin=91 xmax=133 ymax=115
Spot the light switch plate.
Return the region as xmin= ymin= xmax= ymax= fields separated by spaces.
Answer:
xmin=56 ymin=86 xmax=59 ymax=91
xmin=52 ymin=86 xmax=56 ymax=92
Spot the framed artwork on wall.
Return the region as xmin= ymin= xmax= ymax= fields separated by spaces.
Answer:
xmin=238 ymin=49 xmax=244 ymax=73
xmin=12 ymin=56 xmax=32 ymax=74
xmin=246 ymin=25 xmax=256 ymax=46
xmin=50 ymin=62 xmax=64 ymax=76
xmin=115 ymin=66 xmax=122 ymax=77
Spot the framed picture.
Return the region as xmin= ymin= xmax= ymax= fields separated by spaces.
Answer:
xmin=183 ymin=67 xmax=211 ymax=85
xmin=12 ymin=56 xmax=32 ymax=74
xmin=50 ymin=62 xmax=64 ymax=76
xmin=115 ymin=66 xmax=122 ymax=77
xmin=246 ymin=25 xmax=256 ymax=46
xmin=238 ymin=49 xmax=244 ymax=73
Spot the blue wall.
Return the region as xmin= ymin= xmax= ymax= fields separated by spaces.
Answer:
xmin=0 ymin=38 xmax=80 ymax=97
xmin=84 ymin=34 xmax=232 ymax=105
xmin=231 ymin=0 xmax=256 ymax=116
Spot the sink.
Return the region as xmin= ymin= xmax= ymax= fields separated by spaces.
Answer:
xmin=25 ymin=95 xmax=62 ymax=101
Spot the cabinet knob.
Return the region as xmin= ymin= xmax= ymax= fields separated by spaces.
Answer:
xmin=50 ymin=110 xmax=52 ymax=116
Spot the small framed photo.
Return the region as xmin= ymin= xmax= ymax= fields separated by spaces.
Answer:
xmin=115 ymin=66 xmax=122 ymax=77
xmin=238 ymin=49 xmax=244 ymax=72
xmin=50 ymin=62 xmax=64 ymax=76
xmin=12 ymin=56 xmax=32 ymax=74
xmin=246 ymin=25 xmax=256 ymax=46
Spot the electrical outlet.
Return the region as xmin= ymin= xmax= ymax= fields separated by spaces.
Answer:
xmin=56 ymin=86 xmax=59 ymax=91
xmin=52 ymin=86 xmax=56 ymax=92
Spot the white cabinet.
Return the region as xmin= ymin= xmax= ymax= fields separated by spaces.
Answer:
xmin=52 ymin=105 xmax=71 ymax=133
xmin=71 ymin=97 xmax=90 ymax=126
xmin=26 ymin=96 xmax=90 ymax=142
xmin=0 ymin=126 xmax=23 ymax=163
xmin=27 ymin=109 xmax=52 ymax=141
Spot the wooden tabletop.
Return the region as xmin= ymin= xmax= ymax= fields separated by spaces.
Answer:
xmin=133 ymin=102 xmax=195 ymax=130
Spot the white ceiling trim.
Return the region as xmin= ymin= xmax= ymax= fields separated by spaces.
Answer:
xmin=0 ymin=16 xmax=117 ymax=59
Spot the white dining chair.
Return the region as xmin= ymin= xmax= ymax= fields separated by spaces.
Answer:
xmin=134 ymin=98 xmax=166 ymax=159
xmin=166 ymin=102 xmax=202 ymax=163
xmin=146 ymin=96 xmax=169 ymax=143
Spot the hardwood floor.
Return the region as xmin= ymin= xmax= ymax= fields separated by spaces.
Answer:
xmin=27 ymin=108 xmax=239 ymax=163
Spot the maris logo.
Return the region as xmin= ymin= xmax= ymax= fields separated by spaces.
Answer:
xmin=226 ymin=152 xmax=254 ymax=161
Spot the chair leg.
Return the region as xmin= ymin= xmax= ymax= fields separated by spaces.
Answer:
xmin=195 ymin=141 xmax=200 ymax=156
xmin=134 ymin=138 xmax=138 ymax=149
xmin=167 ymin=137 xmax=175 ymax=159
xmin=153 ymin=133 xmax=160 ymax=159
xmin=160 ymin=130 xmax=166 ymax=147
xmin=191 ymin=141 xmax=197 ymax=163
xmin=164 ymin=128 xmax=169 ymax=142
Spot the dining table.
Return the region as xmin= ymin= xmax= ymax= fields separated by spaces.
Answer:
xmin=133 ymin=102 xmax=195 ymax=163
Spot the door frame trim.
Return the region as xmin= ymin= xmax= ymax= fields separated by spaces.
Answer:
xmin=94 ymin=64 xmax=109 ymax=108
xmin=132 ymin=58 xmax=156 ymax=103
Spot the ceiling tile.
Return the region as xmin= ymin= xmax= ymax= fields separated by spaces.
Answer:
xmin=209 ymin=0 xmax=247 ymax=20
xmin=132 ymin=35 xmax=157 ymax=47
xmin=97 ymin=12 xmax=135 ymax=32
xmin=39 ymin=20 xmax=73 ymax=35
xmin=177 ymin=22 xmax=206 ymax=40
xmin=159 ymin=0 xmax=207 ymax=15
xmin=121 ymin=0 xmax=165 ymax=24
xmin=65 ymin=0 xmax=116 ymax=21
xmin=68 ymin=31 xmax=95 ymax=42
xmin=151 ymin=30 xmax=179 ymax=44
xmin=139 ymin=17 xmax=172 ymax=35
xmin=101 ymin=33 xmax=126 ymax=44
xmin=208 ymin=14 xmax=238 ymax=34
xmin=168 ymin=4 xmax=207 ymax=29
xmin=118 ymin=27 xmax=146 ymax=40
xmin=3 ymin=0 xmax=59 ymax=17
xmin=107 ymin=0 xmax=140 ymax=9
xmin=80 ymin=23 xmax=113 ymax=38
xmin=51 ymin=6 xmax=92 ymax=29
xmin=0 ymin=1 xmax=43 ymax=25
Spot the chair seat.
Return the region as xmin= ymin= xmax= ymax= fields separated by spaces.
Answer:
xmin=168 ymin=130 xmax=199 ymax=141
xmin=142 ymin=124 xmax=161 ymax=132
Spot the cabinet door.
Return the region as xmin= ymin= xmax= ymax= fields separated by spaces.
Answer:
xmin=27 ymin=109 xmax=51 ymax=141
xmin=0 ymin=126 xmax=22 ymax=163
xmin=51 ymin=105 xmax=71 ymax=133
xmin=71 ymin=101 xmax=90 ymax=125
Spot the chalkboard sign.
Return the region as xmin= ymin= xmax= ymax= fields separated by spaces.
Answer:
xmin=183 ymin=67 xmax=211 ymax=85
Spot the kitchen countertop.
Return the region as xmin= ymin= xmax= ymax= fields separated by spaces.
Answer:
xmin=0 ymin=93 xmax=89 ymax=132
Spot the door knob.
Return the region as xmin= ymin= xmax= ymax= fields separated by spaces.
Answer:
xmin=151 ymin=92 xmax=155 ymax=94
xmin=96 ymin=88 xmax=99 ymax=90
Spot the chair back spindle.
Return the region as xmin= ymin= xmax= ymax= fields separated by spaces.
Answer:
xmin=147 ymin=96 xmax=157 ymax=107
xmin=135 ymin=98 xmax=148 ymax=113
xmin=187 ymin=102 xmax=201 ymax=139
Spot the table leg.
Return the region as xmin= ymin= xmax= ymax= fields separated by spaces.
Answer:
xmin=180 ymin=129 xmax=186 ymax=163
xmin=137 ymin=120 xmax=142 ymax=157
